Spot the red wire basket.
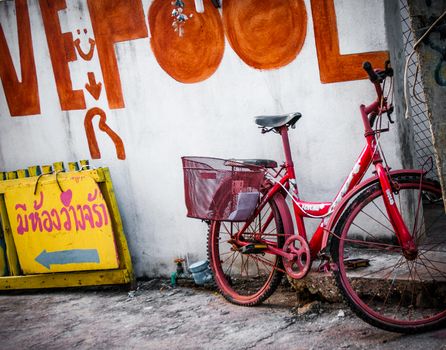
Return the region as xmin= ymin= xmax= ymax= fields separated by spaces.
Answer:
xmin=182 ymin=157 xmax=265 ymax=221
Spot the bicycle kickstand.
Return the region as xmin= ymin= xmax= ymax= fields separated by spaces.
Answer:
xmin=317 ymin=253 xmax=336 ymax=273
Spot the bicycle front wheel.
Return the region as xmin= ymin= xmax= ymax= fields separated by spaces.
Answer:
xmin=208 ymin=194 xmax=288 ymax=306
xmin=331 ymin=175 xmax=446 ymax=333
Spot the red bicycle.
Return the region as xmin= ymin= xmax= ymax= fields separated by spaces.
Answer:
xmin=182 ymin=62 xmax=445 ymax=333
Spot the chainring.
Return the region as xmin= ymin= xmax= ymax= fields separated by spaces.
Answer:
xmin=282 ymin=235 xmax=311 ymax=279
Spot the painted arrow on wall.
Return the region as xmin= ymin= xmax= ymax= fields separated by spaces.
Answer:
xmin=35 ymin=249 xmax=100 ymax=269
xmin=85 ymin=72 xmax=102 ymax=100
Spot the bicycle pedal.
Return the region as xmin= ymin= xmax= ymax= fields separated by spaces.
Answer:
xmin=240 ymin=244 xmax=267 ymax=254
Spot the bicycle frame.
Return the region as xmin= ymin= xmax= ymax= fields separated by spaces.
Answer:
xmin=202 ymin=61 xmax=446 ymax=332
xmin=235 ymin=80 xmax=418 ymax=263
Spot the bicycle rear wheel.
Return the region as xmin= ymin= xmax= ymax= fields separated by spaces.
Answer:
xmin=208 ymin=194 xmax=288 ymax=306
xmin=331 ymin=174 xmax=446 ymax=333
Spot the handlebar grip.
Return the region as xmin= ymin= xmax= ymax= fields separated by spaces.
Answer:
xmin=363 ymin=61 xmax=379 ymax=82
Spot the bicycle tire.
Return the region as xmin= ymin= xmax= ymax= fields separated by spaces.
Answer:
xmin=207 ymin=193 xmax=289 ymax=306
xmin=331 ymin=174 xmax=446 ymax=333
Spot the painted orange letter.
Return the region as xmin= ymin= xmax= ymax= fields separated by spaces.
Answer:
xmin=84 ymin=107 xmax=126 ymax=160
xmin=311 ymin=0 xmax=388 ymax=83
xmin=39 ymin=0 xmax=86 ymax=110
xmin=87 ymin=0 xmax=148 ymax=109
xmin=149 ymin=0 xmax=224 ymax=83
xmin=223 ymin=0 xmax=307 ymax=70
xmin=0 ymin=0 xmax=40 ymax=116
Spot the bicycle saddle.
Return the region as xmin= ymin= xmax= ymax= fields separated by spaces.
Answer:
xmin=254 ymin=112 xmax=302 ymax=128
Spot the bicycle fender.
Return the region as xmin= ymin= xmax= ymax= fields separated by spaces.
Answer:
xmin=272 ymin=192 xmax=295 ymax=237
xmin=323 ymin=169 xmax=425 ymax=247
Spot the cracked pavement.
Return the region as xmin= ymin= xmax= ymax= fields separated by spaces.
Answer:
xmin=0 ymin=279 xmax=445 ymax=350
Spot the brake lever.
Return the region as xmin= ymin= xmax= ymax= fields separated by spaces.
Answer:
xmin=387 ymin=106 xmax=394 ymax=124
xmin=384 ymin=60 xmax=394 ymax=77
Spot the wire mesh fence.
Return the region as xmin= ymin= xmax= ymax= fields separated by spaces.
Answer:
xmin=399 ymin=0 xmax=438 ymax=180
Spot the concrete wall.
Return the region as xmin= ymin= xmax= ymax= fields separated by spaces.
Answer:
xmin=384 ymin=0 xmax=416 ymax=171
xmin=0 ymin=0 xmax=402 ymax=276
xmin=407 ymin=0 xmax=446 ymax=209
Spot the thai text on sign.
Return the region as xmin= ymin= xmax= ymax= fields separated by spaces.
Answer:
xmin=5 ymin=173 xmax=119 ymax=274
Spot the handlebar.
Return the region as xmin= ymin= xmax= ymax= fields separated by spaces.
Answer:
xmin=362 ymin=61 xmax=394 ymax=129
xmin=362 ymin=61 xmax=393 ymax=83
xmin=363 ymin=62 xmax=379 ymax=82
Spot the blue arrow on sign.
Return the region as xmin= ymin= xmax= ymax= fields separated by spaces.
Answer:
xmin=35 ymin=249 xmax=100 ymax=269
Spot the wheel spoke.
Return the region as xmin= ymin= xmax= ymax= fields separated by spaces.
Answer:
xmin=224 ymin=252 xmax=238 ymax=276
xmin=356 ymin=207 xmax=396 ymax=236
xmin=371 ymin=198 xmax=394 ymax=228
xmin=383 ymin=258 xmax=406 ymax=306
xmin=415 ymin=253 xmax=446 ymax=279
xmin=354 ymin=255 xmax=405 ymax=279
xmin=343 ymin=237 xmax=400 ymax=250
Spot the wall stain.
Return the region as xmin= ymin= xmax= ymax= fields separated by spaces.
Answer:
xmin=264 ymin=73 xmax=285 ymax=113
xmin=62 ymin=111 xmax=78 ymax=162
xmin=0 ymin=143 xmax=5 ymax=170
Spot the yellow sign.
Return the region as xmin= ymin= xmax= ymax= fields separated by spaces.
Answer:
xmin=5 ymin=174 xmax=119 ymax=274
xmin=0 ymin=240 xmax=7 ymax=276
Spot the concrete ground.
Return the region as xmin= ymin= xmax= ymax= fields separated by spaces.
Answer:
xmin=0 ymin=279 xmax=445 ymax=350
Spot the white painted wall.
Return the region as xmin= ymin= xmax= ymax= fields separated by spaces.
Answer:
xmin=0 ymin=0 xmax=401 ymax=276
